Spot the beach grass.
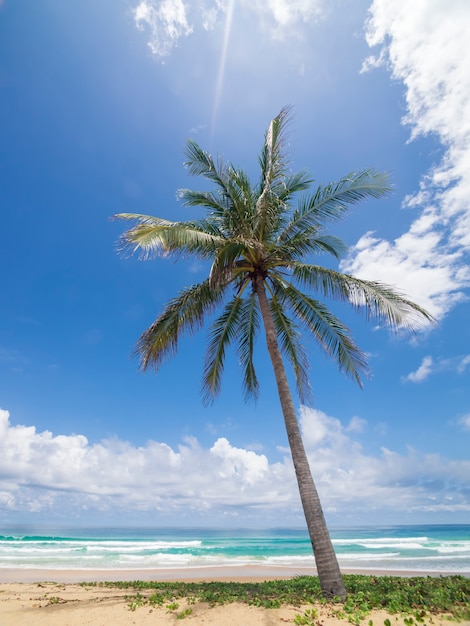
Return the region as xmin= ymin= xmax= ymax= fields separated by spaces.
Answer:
xmin=81 ymin=575 xmax=470 ymax=622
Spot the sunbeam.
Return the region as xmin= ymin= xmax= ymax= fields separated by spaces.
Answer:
xmin=211 ymin=0 xmax=236 ymax=143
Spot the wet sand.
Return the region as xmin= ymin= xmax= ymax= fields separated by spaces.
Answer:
xmin=0 ymin=564 xmax=459 ymax=583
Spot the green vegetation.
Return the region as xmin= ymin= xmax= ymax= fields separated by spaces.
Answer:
xmin=294 ymin=607 xmax=319 ymax=624
xmin=176 ymin=607 xmax=193 ymax=619
xmin=45 ymin=595 xmax=67 ymax=605
xmin=83 ymin=574 xmax=469 ymax=622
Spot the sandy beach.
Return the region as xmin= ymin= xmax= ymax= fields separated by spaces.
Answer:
xmin=0 ymin=581 xmax=407 ymax=626
xmin=0 ymin=568 xmax=467 ymax=626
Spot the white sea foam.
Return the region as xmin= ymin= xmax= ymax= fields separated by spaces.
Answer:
xmin=358 ymin=542 xmax=426 ymax=550
xmin=333 ymin=537 xmax=428 ymax=545
xmin=0 ymin=527 xmax=468 ymax=573
xmin=339 ymin=552 xmax=400 ymax=561
xmin=84 ymin=540 xmax=202 ymax=552
xmin=436 ymin=543 xmax=470 ymax=554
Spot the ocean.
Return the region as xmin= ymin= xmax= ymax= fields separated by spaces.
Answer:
xmin=0 ymin=525 xmax=468 ymax=574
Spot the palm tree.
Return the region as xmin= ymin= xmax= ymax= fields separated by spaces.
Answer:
xmin=114 ymin=107 xmax=433 ymax=598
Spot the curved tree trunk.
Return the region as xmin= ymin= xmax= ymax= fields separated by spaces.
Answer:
xmin=254 ymin=274 xmax=346 ymax=599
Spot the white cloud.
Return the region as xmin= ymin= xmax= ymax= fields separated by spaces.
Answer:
xmin=457 ymin=355 xmax=470 ymax=373
xmin=441 ymin=354 xmax=470 ymax=375
xmin=249 ymin=0 xmax=323 ymax=35
xmin=133 ymin=0 xmax=193 ymax=57
xmin=343 ymin=0 xmax=470 ymax=320
xmin=132 ymin=0 xmax=324 ymax=57
xmin=458 ymin=414 xmax=470 ymax=432
xmin=403 ymin=355 xmax=433 ymax=383
xmin=210 ymin=437 xmax=269 ymax=486
xmin=0 ymin=406 xmax=468 ymax=523
xmin=342 ymin=227 xmax=468 ymax=320
xmin=0 ymin=408 xmax=295 ymax=519
xmin=346 ymin=416 xmax=367 ymax=432
xmin=403 ymin=353 xmax=470 ymax=382
xmin=298 ymin=407 xmax=470 ymax=515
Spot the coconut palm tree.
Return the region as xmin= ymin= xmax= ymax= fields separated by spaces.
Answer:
xmin=114 ymin=107 xmax=433 ymax=598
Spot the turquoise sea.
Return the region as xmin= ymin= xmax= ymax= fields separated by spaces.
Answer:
xmin=0 ymin=525 xmax=468 ymax=574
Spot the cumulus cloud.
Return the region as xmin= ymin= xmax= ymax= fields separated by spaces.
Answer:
xmin=342 ymin=0 xmax=470 ymax=320
xmin=132 ymin=0 xmax=323 ymax=57
xmin=458 ymin=414 xmax=470 ymax=432
xmin=403 ymin=353 xmax=470 ymax=383
xmin=0 ymin=408 xmax=295 ymax=520
xmin=0 ymin=406 xmax=468 ymax=523
xmin=403 ymin=355 xmax=434 ymax=383
xmin=298 ymin=407 xmax=470 ymax=516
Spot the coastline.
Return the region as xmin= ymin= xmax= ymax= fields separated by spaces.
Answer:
xmin=0 ymin=564 xmax=466 ymax=583
xmin=1 ymin=526 xmax=468 ymax=623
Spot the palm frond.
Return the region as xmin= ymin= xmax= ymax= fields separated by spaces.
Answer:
xmin=184 ymin=140 xmax=228 ymax=187
xmin=311 ymin=235 xmax=348 ymax=259
xmin=113 ymin=212 xmax=170 ymax=224
xmin=255 ymin=106 xmax=293 ymax=241
xmin=278 ymin=170 xmax=313 ymax=200
xmin=291 ymin=263 xmax=436 ymax=332
xmin=278 ymin=281 xmax=369 ymax=386
xmin=181 ymin=163 xmax=257 ymax=241
xmin=267 ymin=285 xmax=312 ymax=402
xmin=236 ymin=294 xmax=261 ymax=401
xmin=208 ymin=241 xmax=249 ymax=288
xmin=277 ymin=170 xmax=391 ymax=244
xmin=135 ymin=280 xmax=224 ymax=371
xmin=177 ymin=189 xmax=229 ymax=214
xmin=202 ymin=295 xmax=243 ymax=403
xmin=269 ymin=233 xmax=347 ymax=267
xmin=258 ymin=106 xmax=292 ymax=187
xmin=223 ymin=167 xmax=257 ymax=237
xmin=114 ymin=213 xmax=223 ymax=260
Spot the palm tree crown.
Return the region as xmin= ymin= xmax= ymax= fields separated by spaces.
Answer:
xmin=116 ymin=107 xmax=432 ymax=402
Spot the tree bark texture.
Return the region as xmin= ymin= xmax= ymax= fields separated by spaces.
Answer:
xmin=254 ymin=274 xmax=347 ymax=599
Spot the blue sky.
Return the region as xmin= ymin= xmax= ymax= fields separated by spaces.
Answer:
xmin=0 ymin=0 xmax=469 ymax=528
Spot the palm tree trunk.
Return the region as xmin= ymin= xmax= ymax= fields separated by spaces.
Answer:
xmin=254 ymin=274 xmax=346 ymax=599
